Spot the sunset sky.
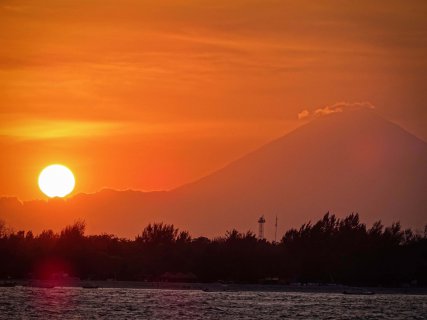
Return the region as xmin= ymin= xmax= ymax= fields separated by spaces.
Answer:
xmin=1 ymin=0 xmax=427 ymax=200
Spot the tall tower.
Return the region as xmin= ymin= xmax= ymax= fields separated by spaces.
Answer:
xmin=258 ymin=215 xmax=266 ymax=240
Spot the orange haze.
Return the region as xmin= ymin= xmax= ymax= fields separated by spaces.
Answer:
xmin=1 ymin=0 xmax=427 ymax=200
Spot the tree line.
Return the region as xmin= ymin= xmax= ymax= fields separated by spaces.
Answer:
xmin=0 ymin=213 xmax=426 ymax=286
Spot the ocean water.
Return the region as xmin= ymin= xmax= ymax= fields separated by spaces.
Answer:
xmin=0 ymin=287 xmax=426 ymax=319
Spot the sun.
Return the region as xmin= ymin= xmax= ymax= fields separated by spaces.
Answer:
xmin=38 ymin=164 xmax=75 ymax=198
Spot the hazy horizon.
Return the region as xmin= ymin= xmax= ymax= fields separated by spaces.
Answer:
xmin=2 ymin=108 xmax=426 ymax=202
xmin=1 ymin=109 xmax=426 ymax=239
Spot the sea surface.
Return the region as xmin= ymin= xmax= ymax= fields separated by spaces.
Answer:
xmin=0 ymin=287 xmax=426 ymax=319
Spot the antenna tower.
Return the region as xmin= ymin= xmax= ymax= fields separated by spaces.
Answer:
xmin=258 ymin=215 xmax=266 ymax=240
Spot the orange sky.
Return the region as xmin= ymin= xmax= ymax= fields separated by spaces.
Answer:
xmin=1 ymin=0 xmax=427 ymax=200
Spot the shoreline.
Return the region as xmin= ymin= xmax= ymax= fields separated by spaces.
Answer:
xmin=3 ymin=280 xmax=427 ymax=295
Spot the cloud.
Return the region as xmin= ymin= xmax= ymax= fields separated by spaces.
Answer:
xmin=298 ymin=109 xmax=310 ymax=120
xmin=0 ymin=119 xmax=124 ymax=140
xmin=298 ymin=102 xmax=375 ymax=120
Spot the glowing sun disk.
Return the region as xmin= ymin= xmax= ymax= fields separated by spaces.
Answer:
xmin=38 ymin=164 xmax=75 ymax=198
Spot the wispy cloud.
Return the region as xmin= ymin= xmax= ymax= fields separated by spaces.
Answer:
xmin=0 ymin=119 xmax=123 ymax=140
xmin=298 ymin=102 xmax=375 ymax=120
xmin=297 ymin=109 xmax=310 ymax=120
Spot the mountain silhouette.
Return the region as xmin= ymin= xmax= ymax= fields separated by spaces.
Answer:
xmin=1 ymin=109 xmax=426 ymax=238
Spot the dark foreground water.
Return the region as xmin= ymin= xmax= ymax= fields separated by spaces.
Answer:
xmin=0 ymin=287 xmax=426 ymax=319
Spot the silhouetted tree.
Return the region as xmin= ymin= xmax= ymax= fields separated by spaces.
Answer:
xmin=137 ymin=223 xmax=179 ymax=245
xmin=0 ymin=214 xmax=426 ymax=286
